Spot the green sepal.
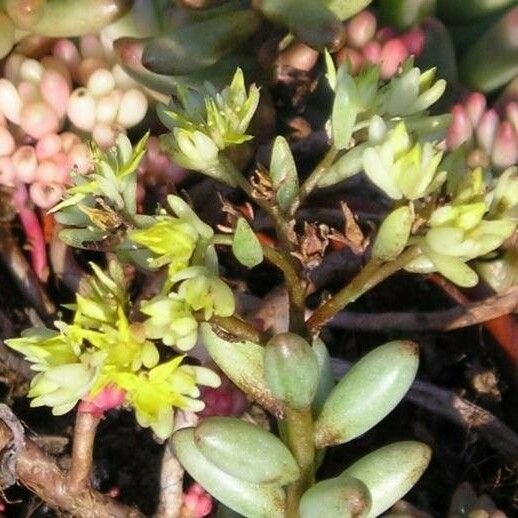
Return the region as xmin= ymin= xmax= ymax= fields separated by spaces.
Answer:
xmin=232 ymin=218 xmax=263 ymax=269
xmin=194 ymin=417 xmax=300 ymax=485
xmin=340 ymin=441 xmax=432 ymax=518
xmin=372 ymin=206 xmax=413 ymax=262
xmin=264 ymin=333 xmax=319 ymax=410
xmin=200 ymin=323 xmax=284 ymax=417
xmin=172 ymin=428 xmax=286 ymax=518
xmin=314 ymin=341 xmax=419 ymax=448
xmin=270 ymin=136 xmax=299 ymax=214
xmin=300 ymin=476 xmax=371 ymax=518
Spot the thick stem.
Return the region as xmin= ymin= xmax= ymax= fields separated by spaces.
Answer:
xmin=289 ymin=146 xmax=338 ymax=216
xmin=284 ymin=408 xmax=315 ymax=518
xmin=306 ymin=247 xmax=421 ymax=332
xmin=68 ymin=411 xmax=100 ymax=494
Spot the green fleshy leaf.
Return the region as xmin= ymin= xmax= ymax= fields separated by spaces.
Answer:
xmin=372 ymin=206 xmax=413 ymax=261
xmin=172 ymin=428 xmax=286 ymax=518
xmin=300 ymin=477 xmax=371 ymax=518
xmin=332 ymin=68 xmax=359 ymax=150
xmin=270 ymin=137 xmax=299 ymax=214
xmin=340 ymin=441 xmax=432 ymax=518
xmin=324 ymin=0 xmax=373 ymax=21
xmin=314 ymin=341 xmax=419 ymax=448
xmin=232 ymin=218 xmax=263 ymax=269
xmin=59 ymin=228 xmax=107 ymax=250
xmin=265 ymin=333 xmax=319 ymax=410
xmin=194 ymin=417 xmax=300 ymax=485
xmin=312 ymin=338 xmax=336 ymax=416
xmin=200 ymin=323 xmax=284 ymax=417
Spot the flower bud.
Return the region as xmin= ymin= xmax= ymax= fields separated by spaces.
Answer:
xmin=80 ymin=34 xmax=105 ymax=60
xmin=12 ymin=145 xmax=38 ymax=183
xmin=19 ymin=58 xmax=44 ymax=83
xmin=492 ymin=121 xmax=518 ymax=169
xmin=265 ymin=332 xmax=319 ymax=410
xmin=116 ymin=88 xmax=148 ymax=128
xmin=465 ymin=92 xmax=486 ymax=127
xmin=20 ymin=101 xmax=60 ymax=139
xmin=476 ymin=109 xmax=499 ymax=154
xmin=447 ymin=104 xmax=473 ymax=149
xmin=17 ymin=81 xmax=39 ymax=104
xmin=60 ymin=131 xmax=81 ymax=152
xmin=87 ymin=68 xmax=116 ymax=97
xmin=0 ymin=156 xmax=16 ymax=185
xmin=96 ymin=89 xmax=122 ymax=123
xmin=36 ymin=133 xmax=62 ymax=161
xmin=362 ymin=40 xmax=381 ymax=64
xmin=29 ymin=182 xmax=64 ymax=209
xmin=53 ymin=38 xmax=81 ymax=73
xmin=0 ymin=78 xmax=23 ymax=124
xmin=67 ymin=88 xmax=96 ymax=131
xmin=0 ymin=126 xmax=16 ymax=157
xmin=346 ymin=10 xmax=377 ymax=49
xmin=4 ymin=53 xmax=25 ymax=84
xmin=68 ymin=142 xmax=92 ymax=174
xmin=380 ymin=38 xmax=409 ymax=79
xmin=40 ymin=69 xmax=71 ymax=118
xmin=336 ymin=47 xmax=364 ymax=75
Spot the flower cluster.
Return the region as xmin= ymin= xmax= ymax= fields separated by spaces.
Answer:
xmin=131 ymin=196 xmax=235 ymax=351
xmin=406 ymin=168 xmax=517 ymax=286
xmin=5 ymin=260 xmax=220 ymax=439
xmin=335 ymin=10 xmax=425 ymax=79
xmin=159 ymin=68 xmax=259 ymax=181
xmin=447 ymin=93 xmax=518 ymax=170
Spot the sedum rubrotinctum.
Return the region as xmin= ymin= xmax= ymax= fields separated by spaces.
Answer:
xmin=6 ymin=60 xmax=518 ymax=517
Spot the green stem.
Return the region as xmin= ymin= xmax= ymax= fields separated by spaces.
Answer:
xmin=212 ymin=234 xmax=307 ymax=334
xmin=289 ymin=145 xmax=338 ymax=216
xmin=284 ymin=408 xmax=315 ymax=518
xmin=306 ymin=246 xmax=422 ymax=332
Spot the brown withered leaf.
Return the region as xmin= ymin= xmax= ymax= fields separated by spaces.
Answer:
xmin=328 ymin=202 xmax=369 ymax=255
xmin=250 ymin=165 xmax=275 ymax=202
xmin=292 ymin=221 xmax=329 ymax=269
xmin=218 ymin=194 xmax=255 ymax=233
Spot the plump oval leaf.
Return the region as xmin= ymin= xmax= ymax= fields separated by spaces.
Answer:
xmin=265 ymin=333 xmax=319 ymax=410
xmin=332 ymin=68 xmax=359 ymax=150
xmin=300 ymin=476 xmax=371 ymax=518
xmin=270 ymin=136 xmax=299 ymax=213
xmin=200 ymin=323 xmax=284 ymax=417
xmin=172 ymin=428 xmax=286 ymax=518
xmin=340 ymin=441 xmax=432 ymax=518
xmin=314 ymin=341 xmax=419 ymax=448
xmin=312 ymin=338 xmax=336 ymax=416
xmin=372 ymin=206 xmax=413 ymax=261
xmin=232 ymin=217 xmax=264 ymax=269
xmin=194 ymin=417 xmax=300 ymax=485
xmin=325 ymin=0 xmax=373 ymax=21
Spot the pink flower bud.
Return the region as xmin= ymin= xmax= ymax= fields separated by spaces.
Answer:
xmin=80 ymin=34 xmax=105 ymax=60
xmin=447 ymin=104 xmax=473 ymax=149
xmin=60 ymin=131 xmax=81 ymax=153
xmin=20 ymin=101 xmax=60 ymax=140
xmin=87 ymin=68 xmax=115 ymax=97
xmin=40 ymin=56 xmax=73 ymax=87
xmin=35 ymin=159 xmax=61 ymax=183
xmin=116 ymin=89 xmax=148 ymax=128
xmin=76 ymin=57 xmax=107 ymax=86
xmin=491 ymin=121 xmax=518 ymax=168
xmin=400 ymin=29 xmax=425 ymax=56
xmin=476 ymin=109 xmax=499 ymax=154
xmin=182 ymin=483 xmax=213 ymax=518
xmin=53 ymin=39 xmax=81 ymax=75
xmin=4 ymin=53 xmax=25 ymax=84
xmin=40 ymin=69 xmax=71 ymax=118
xmin=36 ymin=133 xmax=62 ymax=161
xmin=68 ymin=142 xmax=92 ymax=174
xmin=506 ymin=101 xmax=518 ymax=134
xmin=335 ymin=46 xmax=364 ymax=75
xmin=376 ymin=26 xmax=397 ymax=44
xmin=78 ymin=385 xmax=126 ymax=418
xmin=67 ymin=88 xmax=97 ymax=132
xmin=346 ymin=10 xmax=377 ymax=49
xmin=0 ymin=78 xmax=23 ymax=124
xmin=17 ymin=80 xmax=40 ymax=104
xmin=380 ymin=38 xmax=409 ymax=79
xmin=19 ymin=58 xmax=44 ymax=83
xmin=464 ymin=92 xmax=486 ymax=127
xmin=29 ymin=181 xmax=63 ymax=209
xmin=0 ymin=156 xmax=16 ymax=186
xmin=0 ymin=126 xmax=16 ymax=156
xmin=50 ymin=151 xmax=70 ymax=183
xmin=92 ymin=122 xmax=120 ymax=149
xmin=12 ymin=145 xmax=38 ymax=183
xmin=95 ymin=89 xmax=122 ymax=124
xmin=362 ymin=40 xmax=381 ymax=64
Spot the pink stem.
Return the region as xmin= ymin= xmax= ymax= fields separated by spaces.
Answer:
xmin=12 ymin=184 xmax=49 ymax=282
